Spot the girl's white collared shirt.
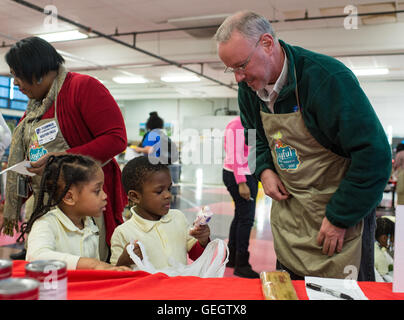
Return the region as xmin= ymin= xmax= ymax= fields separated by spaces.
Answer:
xmin=26 ymin=207 xmax=100 ymax=269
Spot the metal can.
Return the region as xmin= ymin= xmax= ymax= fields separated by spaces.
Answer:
xmin=0 ymin=278 xmax=39 ymax=300
xmin=25 ymin=260 xmax=67 ymax=300
xmin=0 ymin=260 xmax=12 ymax=280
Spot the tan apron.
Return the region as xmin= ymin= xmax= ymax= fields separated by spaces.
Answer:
xmin=22 ymin=87 xmax=109 ymax=261
xmin=260 ymin=74 xmax=363 ymax=279
xmin=23 ymin=85 xmax=70 ymax=215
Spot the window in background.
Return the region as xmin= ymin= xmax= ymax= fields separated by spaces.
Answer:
xmin=0 ymin=75 xmax=28 ymax=111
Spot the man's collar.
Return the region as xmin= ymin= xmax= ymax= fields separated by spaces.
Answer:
xmin=256 ymin=47 xmax=288 ymax=102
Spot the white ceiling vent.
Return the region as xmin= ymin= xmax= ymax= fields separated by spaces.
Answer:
xmin=167 ymin=14 xmax=229 ymax=38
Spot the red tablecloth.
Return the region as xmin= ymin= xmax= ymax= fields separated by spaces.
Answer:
xmin=10 ymin=261 xmax=404 ymax=300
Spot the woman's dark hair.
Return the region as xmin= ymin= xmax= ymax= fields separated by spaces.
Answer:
xmin=375 ymin=217 xmax=395 ymax=240
xmin=146 ymin=111 xmax=164 ymax=131
xmin=5 ymin=36 xmax=65 ymax=84
xmin=18 ymin=154 xmax=100 ymax=241
xmin=122 ymin=155 xmax=169 ymax=194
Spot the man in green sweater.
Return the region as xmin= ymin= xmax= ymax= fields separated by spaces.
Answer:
xmin=215 ymin=11 xmax=391 ymax=280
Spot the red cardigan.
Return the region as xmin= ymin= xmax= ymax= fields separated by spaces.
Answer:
xmin=38 ymin=72 xmax=127 ymax=245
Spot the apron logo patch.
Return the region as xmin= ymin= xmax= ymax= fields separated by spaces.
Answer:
xmin=275 ymin=140 xmax=300 ymax=171
xmin=29 ymin=145 xmax=48 ymax=162
xmin=29 ymin=137 xmax=48 ymax=162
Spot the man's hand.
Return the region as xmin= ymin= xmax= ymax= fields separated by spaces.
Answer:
xmin=317 ymin=216 xmax=346 ymax=256
xmin=260 ymin=169 xmax=290 ymax=201
xmin=27 ymin=151 xmax=67 ymax=175
xmin=238 ymin=182 xmax=250 ymax=201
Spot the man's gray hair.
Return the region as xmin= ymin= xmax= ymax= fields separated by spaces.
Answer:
xmin=214 ymin=11 xmax=276 ymax=43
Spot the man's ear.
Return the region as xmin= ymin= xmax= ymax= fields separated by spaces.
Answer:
xmin=128 ymin=190 xmax=141 ymax=205
xmin=261 ymin=33 xmax=274 ymax=54
xmin=62 ymin=189 xmax=76 ymax=206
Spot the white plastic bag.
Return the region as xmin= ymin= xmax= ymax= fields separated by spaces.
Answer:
xmin=126 ymin=239 xmax=229 ymax=278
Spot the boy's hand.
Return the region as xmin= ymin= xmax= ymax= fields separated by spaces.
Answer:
xmin=189 ymin=224 xmax=210 ymax=247
xmin=116 ymin=241 xmax=143 ymax=267
xmin=132 ymin=241 xmax=143 ymax=260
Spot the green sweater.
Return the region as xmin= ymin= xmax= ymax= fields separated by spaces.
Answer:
xmin=239 ymin=40 xmax=392 ymax=228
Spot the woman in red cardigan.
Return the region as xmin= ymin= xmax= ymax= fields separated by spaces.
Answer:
xmin=1 ymin=37 xmax=127 ymax=262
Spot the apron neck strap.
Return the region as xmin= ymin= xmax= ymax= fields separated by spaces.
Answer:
xmin=293 ymin=67 xmax=300 ymax=110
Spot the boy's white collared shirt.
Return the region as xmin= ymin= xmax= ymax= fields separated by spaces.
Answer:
xmin=110 ymin=208 xmax=197 ymax=269
xmin=26 ymin=207 xmax=100 ymax=269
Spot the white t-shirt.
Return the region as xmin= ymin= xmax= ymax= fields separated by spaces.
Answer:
xmin=0 ymin=115 xmax=11 ymax=159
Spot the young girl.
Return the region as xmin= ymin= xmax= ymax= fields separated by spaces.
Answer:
xmin=110 ymin=156 xmax=210 ymax=268
xmin=23 ymin=154 xmax=129 ymax=270
xmin=374 ymin=216 xmax=395 ymax=282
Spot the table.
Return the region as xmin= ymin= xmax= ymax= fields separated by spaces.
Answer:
xmin=9 ymin=261 xmax=404 ymax=300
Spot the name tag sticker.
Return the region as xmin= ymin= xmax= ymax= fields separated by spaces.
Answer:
xmin=35 ymin=120 xmax=58 ymax=145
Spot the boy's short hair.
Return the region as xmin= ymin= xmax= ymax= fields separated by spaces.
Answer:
xmin=122 ymin=156 xmax=169 ymax=193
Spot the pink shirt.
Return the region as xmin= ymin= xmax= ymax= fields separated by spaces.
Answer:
xmin=223 ymin=116 xmax=251 ymax=184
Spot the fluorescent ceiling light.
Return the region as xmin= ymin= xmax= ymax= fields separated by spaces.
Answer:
xmin=37 ymin=30 xmax=88 ymax=43
xmin=352 ymin=68 xmax=389 ymax=76
xmin=160 ymin=74 xmax=201 ymax=83
xmin=112 ymin=76 xmax=149 ymax=84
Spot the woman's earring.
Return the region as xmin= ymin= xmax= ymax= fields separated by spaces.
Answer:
xmin=37 ymin=77 xmax=43 ymax=85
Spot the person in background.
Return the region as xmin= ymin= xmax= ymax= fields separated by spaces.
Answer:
xmin=124 ymin=141 xmax=141 ymax=163
xmin=110 ymin=156 xmax=209 ymax=268
xmin=394 ymin=142 xmax=404 ymax=205
xmin=0 ymin=114 xmax=11 ymax=227
xmin=135 ymin=112 xmax=164 ymax=156
xmin=0 ymin=114 xmax=11 ymax=161
xmin=215 ymin=11 xmax=391 ymax=280
xmin=374 ymin=216 xmax=395 ymax=282
xmin=135 ymin=111 xmax=178 ymax=165
xmin=24 ymin=154 xmax=130 ymax=270
xmin=1 ymin=37 xmax=127 ymax=262
xmin=223 ymin=116 xmax=259 ymax=278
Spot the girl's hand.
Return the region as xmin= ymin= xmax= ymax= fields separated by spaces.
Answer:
xmin=108 ymin=266 xmax=132 ymax=271
xmin=94 ymin=262 xmax=131 ymax=271
xmin=189 ymin=224 xmax=210 ymax=247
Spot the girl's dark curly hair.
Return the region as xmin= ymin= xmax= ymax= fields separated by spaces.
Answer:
xmin=17 ymin=154 xmax=100 ymax=242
